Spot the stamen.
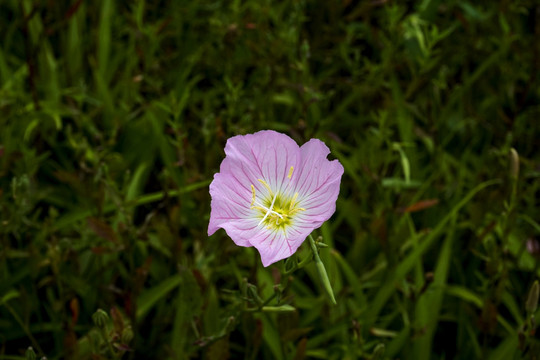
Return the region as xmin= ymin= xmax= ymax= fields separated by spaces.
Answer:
xmin=287 ymin=166 xmax=294 ymax=179
xmin=257 ymin=179 xmax=273 ymax=196
xmin=289 ymin=207 xmax=306 ymax=215
xmin=250 ymin=184 xmax=256 ymax=207
xmin=289 ymin=192 xmax=299 ymax=211
xmin=251 ymin=205 xmax=268 ymax=212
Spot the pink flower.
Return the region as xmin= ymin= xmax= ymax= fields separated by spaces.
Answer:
xmin=208 ymin=130 xmax=344 ymax=267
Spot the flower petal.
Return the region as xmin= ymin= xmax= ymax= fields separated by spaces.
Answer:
xmin=222 ymin=130 xmax=300 ymax=195
xmin=251 ymin=227 xmax=311 ymax=267
xmin=219 ymin=218 xmax=262 ymax=247
xmin=208 ymin=131 xmax=344 ymax=267
xmin=293 ymin=139 xmax=344 ymax=224
xmin=208 ymin=172 xmax=253 ymax=243
xmin=292 ymin=139 xmax=343 ymax=196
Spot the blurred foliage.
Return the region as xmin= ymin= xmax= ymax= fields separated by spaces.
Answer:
xmin=1 ymin=0 xmax=540 ymax=359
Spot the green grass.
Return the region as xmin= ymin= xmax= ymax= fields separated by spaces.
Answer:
xmin=1 ymin=0 xmax=540 ymax=359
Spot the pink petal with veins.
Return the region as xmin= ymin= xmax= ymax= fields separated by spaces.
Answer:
xmin=208 ymin=130 xmax=343 ymax=266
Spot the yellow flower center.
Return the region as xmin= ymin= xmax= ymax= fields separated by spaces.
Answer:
xmin=250 ymin=166 xmax=305 ymax=230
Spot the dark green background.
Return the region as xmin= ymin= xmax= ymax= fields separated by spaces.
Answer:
xmin=1 ymin=0 xmax=539 ymax=359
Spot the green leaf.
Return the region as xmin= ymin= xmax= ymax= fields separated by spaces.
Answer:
xmin=136 ymin=275 xmax=182 ymax=320
xmin=0 ymin=290 xmax=20 ymax=306
xmin=171 ymin=270 xmax=202 ymax=356
xmin=261 ymin=305 xmax=295 ymax=312
xmin=365 ymin=179 xmax=500 ymax=326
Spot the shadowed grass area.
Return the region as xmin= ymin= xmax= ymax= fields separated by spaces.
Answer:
xmin=1 ymin=0 xmax=539 ymax=359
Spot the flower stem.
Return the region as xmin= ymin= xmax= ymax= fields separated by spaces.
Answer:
xmin=308 ymin=234 xmax=337 ymax=305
